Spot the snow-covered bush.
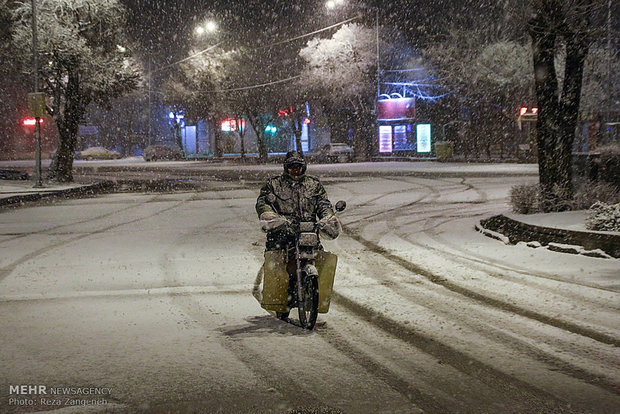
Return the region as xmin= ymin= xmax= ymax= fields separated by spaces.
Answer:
xmin=585 ymin=202 xmax=620 ymax=232
xmin=511 ymin=180 xmax=620 ymax=214
xmin=510 ymin=183 xmax=540 ymax=214
xmin=573 ymin=180 xmax=620 ymax=210
xmin=596 ymin=145 xmax=620 ymax=189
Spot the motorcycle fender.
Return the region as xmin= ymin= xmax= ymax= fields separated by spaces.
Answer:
xmin=261 ymin=250 xmax=289 ymax=313
xmin=316 ymin=251 xmax=338 ymax=313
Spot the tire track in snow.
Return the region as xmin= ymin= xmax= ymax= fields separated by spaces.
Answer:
xmin=390 ymin=212 xmax=620 ymax=300
xmin=339 ymin=177 xmax=619 ymax=345
xmin=329 ymin=292 xmax=588 ymax=414
xmin=397 ymin=213 xmax=620 ymax=295
xmin=342 ymin=226 xmax=620 ymax=348
xmin=201 ymin=180 xmax=613 ymax=408
xmin=335 ymin=238 xmax=620 ymax=396
xmin=372 ymin=178 xmax=617 ymax=297
xmin=0 ymin=193 xmax=198 ymax=283
xmin=155 ymin=206 xmax=327 ymax=412
xmin=0 ymin=193 xmax=164 ymax=243
xmin=317 ymin=325 xmax=446 ymax=413
xmin=343 ymin=176 xmax=487 ymax=228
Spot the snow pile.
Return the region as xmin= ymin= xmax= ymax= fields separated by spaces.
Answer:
xmin=585 ymin=202 xmax=620 ymax=232
xmin=474 ymin=223 xmax=510 ymax=244
xmin=545 ymin=242 xmax=612 ymax=259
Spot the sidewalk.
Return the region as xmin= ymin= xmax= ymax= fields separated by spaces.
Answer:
xmin=0 ymin=179 xmax=111 ymax=206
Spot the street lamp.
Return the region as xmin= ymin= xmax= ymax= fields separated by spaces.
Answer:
xmin=326 ymin=0 xmax=344 ymax=9
xmin=195 ymin=20 xmax=218 ymax=36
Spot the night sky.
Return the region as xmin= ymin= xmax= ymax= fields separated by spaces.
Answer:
xmin=120 ymin=0 xmax=518 ymax=69
xmin=121 ymin=0 xmax=333 ymax=66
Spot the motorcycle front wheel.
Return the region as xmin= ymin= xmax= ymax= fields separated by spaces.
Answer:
xmin=298 ymin=274 xmax=319 ymax=330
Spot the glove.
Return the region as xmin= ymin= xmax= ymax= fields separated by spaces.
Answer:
xmin=319 ymin=215 xmax=341 ymax=240
xmin=260 ymin=212 xmax=288 ymax=232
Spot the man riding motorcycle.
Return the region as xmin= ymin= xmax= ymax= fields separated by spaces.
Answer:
xmin=256 ymin=151 xmax=341 ymax=316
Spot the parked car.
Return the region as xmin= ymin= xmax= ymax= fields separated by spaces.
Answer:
xmin=0 ymin=169 xmax=30 ymax=180
xmin=315 ymin=143 xmax=354 ymax=163
xmin=78 ymin=146 xmax=122 ymax=160
xmin=143 ymin=145 xmax=183 ymax=162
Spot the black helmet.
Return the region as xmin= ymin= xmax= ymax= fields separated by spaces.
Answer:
xmin=283 ymin=150 xmax=307 ymax=174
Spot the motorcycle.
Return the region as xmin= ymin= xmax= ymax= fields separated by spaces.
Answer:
xmin=260 ymin=196 xmax=346 ymax=330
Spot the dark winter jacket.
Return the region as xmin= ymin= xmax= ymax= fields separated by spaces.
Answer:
xmin=256 ymin=172 xmax=333 ymax=250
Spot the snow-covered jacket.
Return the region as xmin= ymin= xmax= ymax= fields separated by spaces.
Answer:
xmin=256 ymin=173 xmax=333 ymax=223
xmin=256 ymin=172 xmax=334 ymax=250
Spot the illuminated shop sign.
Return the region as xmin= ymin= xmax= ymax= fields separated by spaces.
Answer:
xmin=379 ymin=125 xmax=393 ymax=153
xmin=416 ymin=124 xmax=431 ymax=153
xmin=221 ymin=118 xmax=246 ymax=132
xmin=377 ymin=98 xmax=415 ymax=121
xmin=393 ymin=125 xmax=415 ymax=151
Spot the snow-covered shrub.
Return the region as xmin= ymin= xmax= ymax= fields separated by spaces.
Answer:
xmin=585 ymin=202 xmax=620 ymax=231
xmin=510 ymin=183 xmax=540 ymax=214
xmin=573 ymin=180 xmax=620 ymax=210
xmin=596 ymin=145 xmax=620 ymax=189
xmin=540 ymin=183 xmax=574 ymax=212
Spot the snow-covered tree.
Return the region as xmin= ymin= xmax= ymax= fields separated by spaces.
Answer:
xmin=164 ymin=46 xmax=240 ymax=157
xmin=170 ymin=43 xmax=295 ymax=161
xmin=0 ymin=0 xmax=28 ymax=157
xmin=82 ymin=91 xmax=149 ymax=156
xmin=579 ymin=46 xmax=619 ymax=121
xmin=423 ymin=26 xmax=535 ymax=158
xmin=10 ymin=0 xmax=140 ymax=182
xmin=299 ymin=24 xmax=380 ymax=160
xmin=423 ymin=0 xmax=612 ymax=210
xmin=523 ymin=0 xmax=608 ymax=211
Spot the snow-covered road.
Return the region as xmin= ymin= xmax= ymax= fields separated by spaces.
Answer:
xmin=0 ymin=175 xmax=618 ymax=413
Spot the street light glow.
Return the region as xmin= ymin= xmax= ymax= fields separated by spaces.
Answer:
xmin=196 ymin=21 xmax=217 ymax=35
xmin=326 ymin=0 xmax=344 ymax=9
xmin=205 ymin=21 xmax=217 ymax=32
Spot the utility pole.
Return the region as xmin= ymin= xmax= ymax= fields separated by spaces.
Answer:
xmin=606 ymin=0 xmax=613 ymax=141
xmin=31 ymin=0 xmax=43 ymax=187
xmin=376 ymin=8 xmax=380 ymax=97
xmin=148 ymin=58 xmax=152 ymax=146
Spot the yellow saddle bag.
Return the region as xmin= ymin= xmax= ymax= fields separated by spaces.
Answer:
xmin=261 ymin=250 xmax=337 ymax=314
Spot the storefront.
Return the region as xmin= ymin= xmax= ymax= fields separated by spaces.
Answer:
xmin=377 ymin=95 xmax=432 ymax=156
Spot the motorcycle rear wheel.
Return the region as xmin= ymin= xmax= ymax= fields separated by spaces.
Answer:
xmin=298 ymin=274 xmax=319 ymax=330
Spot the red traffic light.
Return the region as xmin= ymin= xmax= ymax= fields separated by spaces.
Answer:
xmin=22 ymin=118 xmax=43 ymax=126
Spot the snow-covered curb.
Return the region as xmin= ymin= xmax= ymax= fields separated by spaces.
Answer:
xmin=476 ymin=216 xmax=619 ymax=259
xmin=0 ymin=181 xmax=113 ymax=207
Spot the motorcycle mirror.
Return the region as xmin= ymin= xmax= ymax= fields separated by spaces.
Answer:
xmin=266 ymin=193 xmax=276 ymax=204
xmin=335 ymin=200 xmax=346 ymax=212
